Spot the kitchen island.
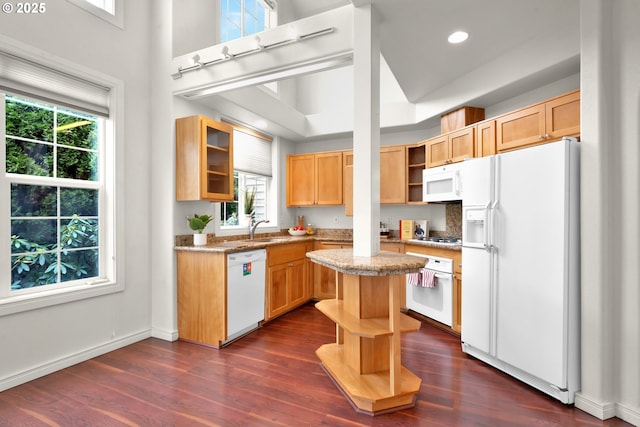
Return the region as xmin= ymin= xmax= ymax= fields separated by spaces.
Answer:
xmin=306 ymin=249 xmax=425 ymax=415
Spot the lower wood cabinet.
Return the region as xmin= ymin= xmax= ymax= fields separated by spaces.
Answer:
xmin=266 ymin=241 xmax=313 ymax=321
xmin=314 ymin=241 xmax=352 ymax=299
xmin=314 ymin=241 xmax=404 ymax=300
xmin=176 ymin=251 xmax=227 ymax=347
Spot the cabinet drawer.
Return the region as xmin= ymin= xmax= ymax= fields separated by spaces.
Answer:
xmin=267 ymin=242 xmax=311 ymax=266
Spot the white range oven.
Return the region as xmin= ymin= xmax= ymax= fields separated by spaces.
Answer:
xmin=405 ymin=252 xmax=454 ymax=327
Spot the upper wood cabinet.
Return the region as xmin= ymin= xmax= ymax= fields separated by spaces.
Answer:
xmin=545 ymin=90 xmax=581 ymax=138
xmin=316 ymin=152 xmax=343 ymax=205
xmin=406 ymin=143 xmax=426 ymax=204
xmin=476 ymin=120 xmax=496 ymax=157
xmin=343 ymin=146 xmax=407 ymax=216
xmin=286 ymin=152 xmax=343 ymax=206
xmin=441 ymin=106 xmax=485 ymax=133
xmin=176 ymin=115 xmax=234 ymax=202
xmin=380 ymin=145 xmax=406 ymax=204
xmin=426 ymin=126 xmax=476 ymax=168
xmin=496 ymin=90 xmax=580 ymax=152
xmin=343 ymin=152 xmax=353 ymax=216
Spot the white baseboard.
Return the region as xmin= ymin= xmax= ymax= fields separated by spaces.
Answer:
xmin=575 ymin=392 xmax=617 ymax=420
xmin=0 ymin=329 xmax=151 ymax=393
xmin=574 ymin=392 xmax=636 ymax=423
xmin=616 ymin=402 xmax=640 ymax=427
xmin=151 ymin=326 xmax=179 ymax=342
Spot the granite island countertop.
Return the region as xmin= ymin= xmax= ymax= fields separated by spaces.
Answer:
xmin=306 ymin=248 xmax=426 ymax=276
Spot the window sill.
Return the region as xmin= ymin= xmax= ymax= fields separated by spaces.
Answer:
xmin=0 ymin=281 xmax=123 ymax=317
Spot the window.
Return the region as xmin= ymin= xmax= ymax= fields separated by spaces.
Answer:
xmin=220 ymin=172 xmax=269 ymax=226
xmin=220 ymin=0 xmax=277 ymax=43
xmin=220 ymin=126 xmax=273 ymax=228
xmin=6 ymin=96 xmax=101 ymax=293
xmin=0 ymin=47 xmax=116 ymax=309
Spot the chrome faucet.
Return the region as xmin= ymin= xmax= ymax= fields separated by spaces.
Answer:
xmin=249 ymin=219 xmax=270 ymax=240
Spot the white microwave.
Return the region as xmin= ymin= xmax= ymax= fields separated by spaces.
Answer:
xmin=423 ymin=163 xmax=462 ymax=202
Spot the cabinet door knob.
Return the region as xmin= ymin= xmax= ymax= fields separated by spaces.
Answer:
xmin=538 ymin=135 xmax=545 ymax=139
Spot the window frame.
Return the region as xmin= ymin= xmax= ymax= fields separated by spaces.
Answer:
xmin=219 ymin=0 xmax=277 ymax=44
xmin=5 ymin=96 xmax=105 ymax=296
xmin=219 ymin=170 xmax=271 ymax=229
xmin=65 ymin=0 xmax=124 ymax=29
xmin=0 ymin=43 xmax=124 ymax=316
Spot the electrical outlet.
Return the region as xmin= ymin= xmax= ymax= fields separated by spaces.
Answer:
xmin=333 ymin=216 xmax=339 ymax=224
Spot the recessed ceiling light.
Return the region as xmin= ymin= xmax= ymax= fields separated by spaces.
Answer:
xmin=448 ymin=31 xmax=469 ymax=44
xmin=255 ymin=119 xmax=268 ymax=129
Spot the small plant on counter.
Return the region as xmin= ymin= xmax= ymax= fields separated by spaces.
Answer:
xmin=243 ymin=187 xmax=256 ymax=217
xmin=188 ymin=213 xmax=213 ymax=233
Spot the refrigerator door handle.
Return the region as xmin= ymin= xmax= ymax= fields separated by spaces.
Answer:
xmin=483 ymin=202 xmax=491 ymax=251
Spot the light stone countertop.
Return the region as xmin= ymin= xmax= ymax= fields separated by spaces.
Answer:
xmin=174 ymin=234 xmax=461 ymax=253
xmin=306 ymin=249 xmax=426 ymax=276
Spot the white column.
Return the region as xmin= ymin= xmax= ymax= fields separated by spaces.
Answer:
xmin=352 ymin=3 xmax=380 ymax=257
xmin=575 ymin=0 xmax=617 ymax=419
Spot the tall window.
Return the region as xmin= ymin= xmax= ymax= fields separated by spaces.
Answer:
xmin=1 ymin=49 xmax=114 ymax=303
xmin=220 ymin=126 xmax=272 ymax=228
xmin=6 ymin=96 xmax=100 ymax=292
xmin=220 ymin=0 xmax=276 ymax=43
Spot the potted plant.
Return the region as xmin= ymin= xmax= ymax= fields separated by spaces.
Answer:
xmin=187 ymin=213 xmax=213 ymax=246
xmin=243 ymin=187 xmax=256 ymax=225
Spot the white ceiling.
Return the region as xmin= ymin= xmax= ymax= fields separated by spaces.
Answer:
xmin=194 ymin=0 xmax=580 ymax=141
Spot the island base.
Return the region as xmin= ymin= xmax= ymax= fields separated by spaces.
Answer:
xmin=317 ymin=343 xmax=421 ymax=415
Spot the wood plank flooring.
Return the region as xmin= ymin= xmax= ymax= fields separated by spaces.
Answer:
xmin=0 ymin=303 xmax=632 ymax=426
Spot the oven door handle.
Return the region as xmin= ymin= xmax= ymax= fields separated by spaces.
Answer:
xmin=433 ymin=273 xmax=452 ymax=280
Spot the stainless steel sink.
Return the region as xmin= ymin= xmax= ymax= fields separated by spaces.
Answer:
xmin=214 ymin=237 xmax=290 ymax=248
xmin=215 ymin=241 xmax=253 ymax=248
xmin=252 ymin=237 xmax=290 ymax=243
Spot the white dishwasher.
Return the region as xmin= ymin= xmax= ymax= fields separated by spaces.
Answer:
xmin=226 ymin=249 xmax=266 ymax=345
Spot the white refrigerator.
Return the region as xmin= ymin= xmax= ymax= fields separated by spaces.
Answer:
xmin=460 ymin=139 xmax=580 ymax=404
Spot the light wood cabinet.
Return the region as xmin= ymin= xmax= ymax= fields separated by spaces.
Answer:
xmin=426 ymin=126 xmax=475 ymax=168
xmin=441 ymin=106 xmax=485 ymax=133
xmin=380 ymin=145 xmax=406 ymax=204
xmin=496 ymin=89 xmax=580 ymax=152
xmin=314 ymin=241 xmax=352 ymax=299
xmin=177 ymin=251 xmax=227 ymax=347
xmin=406 ymin=143 xmax=426 ymax=203
xmin=343 ymin=146 xmax=407 ymax=215
xmin=545 ymin=90 xmax=581 ymax=138
xmin=176 ymin=115 xmax=234 ymax=202
xmin=286 ymin=152 xmax=343 ymax=206
xmin=343 ymin=152 xmax=353 ymax=216
xmin=266 ymin=242 xmax=313 ymax=320
xmin=314 ymin=242 xmax=402 ymax=300
xmin=476 ymin=120 xmax=496 ymax=157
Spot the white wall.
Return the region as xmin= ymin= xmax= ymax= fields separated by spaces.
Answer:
xmin=0 ymin=1 xmax=153 ymax=389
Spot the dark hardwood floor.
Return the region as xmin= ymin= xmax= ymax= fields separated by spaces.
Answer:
xmin=0 ymin=303 xmax=632 ymax=427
